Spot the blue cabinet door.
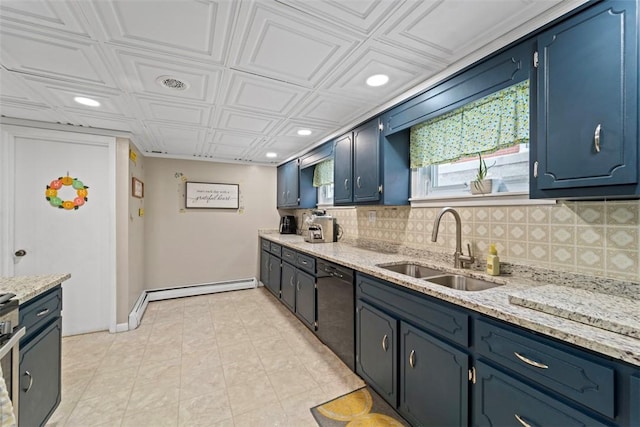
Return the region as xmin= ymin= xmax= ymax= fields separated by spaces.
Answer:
xmin=281 ymin=262 xmax=296 ymax=311
xmin=333 ymin=132 xmax=353 ymax=204
xmin=353 ymin=119 xmax=380 ymax=203
xmin=295 ymin=269 xmax=315 ymax=330
xmin=277 ymin=160 xmax=300 ymax=207
xmin=268 ymin=254 xmax=281 ymax=297
xmin=631 ymin=374 xmax=640 ymax=426
xmin=260 ymin=250 xmax=271 ymax=292
xmin=19 ymin=317 xmax=62 ymax=427
xmin=356 ymin=300 xmax=397 ymax=406
xmin=474 ymin=361 xmax=609 ymax=427
xmin=533 ymin=0 xmax=638 ymax=196
xmin=400 ymin=322 xmax=469 ymax=427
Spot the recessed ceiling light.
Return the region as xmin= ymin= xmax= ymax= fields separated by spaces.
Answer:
xmin=366 ymin=74 xmax=389 ymax=87
xmin=297 ymin=129 xmax=312 ymax=136
xmin=266 ymin=152 xmax=278 ymax=158
xmin=73 ymin=96 xmax=100 ymax=107
xmin=156 ymin=75 xmax=190 ymax=91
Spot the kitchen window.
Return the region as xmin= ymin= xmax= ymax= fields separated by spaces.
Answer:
xmin=314 ymin=158 xmax=334 ymax=206
xmin=410 ymin=80 xmax=531 ymax=202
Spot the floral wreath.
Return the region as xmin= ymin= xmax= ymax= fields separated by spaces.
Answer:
xmin=45 ymin=175 xmax=89 ymax=210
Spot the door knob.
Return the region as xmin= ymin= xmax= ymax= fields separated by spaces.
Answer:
xmin=14 ymin=249 xmax=27 ymax=257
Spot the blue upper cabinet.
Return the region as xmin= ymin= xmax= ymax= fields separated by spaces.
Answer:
xmin=334 ymin=117 xmax=409 ymax=205
xmin=383 ymin=42 xmax=532 ymax=137
xmin=532 ymin=0 xmax=639 ymax=199
xmin=277 ymin=159 xmax=301 ymax=208
xmin=333 ymin=132 xmax=353 ymax=204
xmin=353 ymin=119 xmax=381 ymax=203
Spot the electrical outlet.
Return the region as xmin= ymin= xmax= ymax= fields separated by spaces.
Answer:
xmin=368 ymin=210 xmax=376 ymax=223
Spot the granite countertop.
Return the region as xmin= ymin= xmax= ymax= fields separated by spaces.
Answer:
xmin=260 ymin=233 xmax=640 ymax=367
xmin=0 ymin=273 xmax=70 ymax=304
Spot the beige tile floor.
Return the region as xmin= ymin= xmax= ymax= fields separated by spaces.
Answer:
xmin=46 ymin=287 xmax=365 ymax=427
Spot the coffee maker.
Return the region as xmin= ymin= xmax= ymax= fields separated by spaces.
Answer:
xmin=279 ymin=215 xmax=297 ymax=234
xmin=304 ymin=216 xmax=337 ymax=243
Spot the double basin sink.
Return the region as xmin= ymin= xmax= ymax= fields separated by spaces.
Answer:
xmin=377 ymin=262 xmax=501 ymax=292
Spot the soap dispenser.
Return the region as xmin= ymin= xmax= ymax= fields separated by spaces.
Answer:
xmin=487 ymin=244 xmax=500 ymax=276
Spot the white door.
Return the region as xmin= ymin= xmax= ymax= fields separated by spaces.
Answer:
xmin=2 ymin=127 xmax=115 ymax=336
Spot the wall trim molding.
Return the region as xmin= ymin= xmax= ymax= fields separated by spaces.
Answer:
xmin=127 ymin=277 xmax=259 ymax=330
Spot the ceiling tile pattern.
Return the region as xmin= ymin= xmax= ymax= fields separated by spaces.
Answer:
xmin=1 ymin=0 xmax=576 ymax=164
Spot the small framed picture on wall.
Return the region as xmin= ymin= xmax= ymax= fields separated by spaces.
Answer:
xmin=132 ymin=177 xmax=144 ymax=198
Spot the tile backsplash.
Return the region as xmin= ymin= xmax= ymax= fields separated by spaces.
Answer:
xmin=295 ymin=200 xmax=639 ymax=283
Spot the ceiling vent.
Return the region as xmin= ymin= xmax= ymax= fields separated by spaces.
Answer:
xmin=156 ymin=76 xmax=190 ymax=91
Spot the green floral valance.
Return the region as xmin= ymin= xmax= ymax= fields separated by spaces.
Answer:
xmin=410 ymin=79 xmax=529 ymax=168
xmin=313 ymin=159 xmax=334 ymax=187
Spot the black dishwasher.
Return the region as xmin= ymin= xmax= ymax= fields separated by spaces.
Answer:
xmin=316 ymin=260 xmax=355 ymax=371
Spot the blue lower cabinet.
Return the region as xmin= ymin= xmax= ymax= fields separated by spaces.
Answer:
xmin=400 ymin=322 xmax=469 ymax=427
xmin=356 ymin=300 xmax=397 ymax=406
xmin=631 ymin=375 xmax=640 ymax=426
xmin=295 ymin=269 xmax=315 ymax=330
xmin=281 ymin=262 xmax=296 ymax=311
xmin=474 ymin=361 xmax=610 ymax=427
xmin=19 ymin=317 xmax=62 ymax=427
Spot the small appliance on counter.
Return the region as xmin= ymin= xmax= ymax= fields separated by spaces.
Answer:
xmin=304 ymin=215 xmax=338 ymax=243
xmin=279 ymin=215 xmax=297 ymax=234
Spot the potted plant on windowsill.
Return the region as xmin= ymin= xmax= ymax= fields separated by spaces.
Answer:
xmin=470 ymin=152 xmax=495 ymax=195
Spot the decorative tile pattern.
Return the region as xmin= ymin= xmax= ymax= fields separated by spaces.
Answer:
xmin=294 ymin=200 xmax=639 ymax=282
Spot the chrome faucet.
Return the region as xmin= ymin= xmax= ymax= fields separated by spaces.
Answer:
xmin=431 ymin=207 xmax=475 ymax=269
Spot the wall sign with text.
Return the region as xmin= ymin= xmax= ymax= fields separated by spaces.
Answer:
xmin=185 ymin=182 xmax=239 ymax=209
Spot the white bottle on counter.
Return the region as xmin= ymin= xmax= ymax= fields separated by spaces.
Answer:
xmin=487 ymin=243 xmax=500 ymax=276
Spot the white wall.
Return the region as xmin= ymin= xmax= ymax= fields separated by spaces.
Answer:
xmin=143 ymin=158 xmax=279 ymax=289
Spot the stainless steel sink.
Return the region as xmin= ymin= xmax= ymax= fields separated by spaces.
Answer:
xmin=425 ymin=275 xmax=502 ymax=292
xmin=377 ymin=263 xmax=443 ymax=278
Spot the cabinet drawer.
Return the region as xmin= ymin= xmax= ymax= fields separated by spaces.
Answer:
xmin=356 ymin=274 xmax=468 ymax=347
xmin=282 ymin=247 xmax=296 ymax=263
xmin=20 ymin=286 xmax=62 ymax=343
xmin=269 ymin=242 xmax=281 ymax=256
xmin=475 ymin=319 xmax=614 ymax=417
xmin=474 ymin=361 xmax=608 ymax=427
xmin=296 ymin=253 xmax=315 ymax=274
xmin=261 ymin=239 xmax=271 ymax=251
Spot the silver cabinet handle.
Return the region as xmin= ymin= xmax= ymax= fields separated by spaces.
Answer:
xmin=514 ymin=352 xmax=548 ymax=369
xmin=344 ymin=178 xmax=349 ymax=190
xmin=301 ymin=260 xmax=307 ymax=265
xmin=533 ymin=161 xmax=538 ymax=178
xmin=356 ymin=176 xmax=361 ymax=188
xmin=36 ymin=308 xmax=49 ymax=317
xmin=289 ymin=276 xmax=294 ymax=287
xmin=594 ymin=124 xmax=601 ymax=153
xmin=409 ymin=350 xmax=416 ymax=368
xmin=23 ymin=370 xmax=33 ymax=393
xmin=381 ymin=334 xmax=388 ymax=352
xmin=296 ymin=281 xmax=300 ymax=291
xmin=514 ymin=414 xmax=532 ymax=427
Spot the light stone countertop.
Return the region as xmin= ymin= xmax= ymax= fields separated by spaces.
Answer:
xmin=0 ymin=273 xmax=70 ymax=304
xmin=260 ymin=233 xmax=640 ymax=368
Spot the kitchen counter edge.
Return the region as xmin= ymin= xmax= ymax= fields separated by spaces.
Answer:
xmin=0 ymin=273 xmax=70 ymax=305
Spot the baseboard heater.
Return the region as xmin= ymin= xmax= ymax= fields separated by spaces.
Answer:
xmin=127 ymin=277 xmax=258 ymax=331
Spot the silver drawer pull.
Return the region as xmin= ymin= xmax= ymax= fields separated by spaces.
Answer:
xmin=344 ymin=178 xmax=349 ymax=190
xmin=381 ymin=334 xmax=389 ymax=352
xmin=514 ymin=414 xmax=532 ymax=427
xmin=23 ymin=370 xmax=33 ymax=393
xmin=594 ymin=124 xmax=601 ymax=153
xmin=514 ymin=352 xmax=548 ymax=369
xmin=409 ymin=350 xmax=416 ymax=368
xmin=301 ymin=260 xmax=307 ymax=265
xmin=36 ymin=308 xmax=50 ymax=317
